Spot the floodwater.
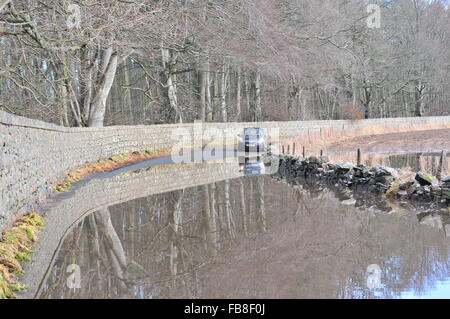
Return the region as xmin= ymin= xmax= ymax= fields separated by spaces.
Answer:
xmin=328 ymin=151 xmax=450 ymax=175
xmin=27 ymin=152 xmax=450 ymax=299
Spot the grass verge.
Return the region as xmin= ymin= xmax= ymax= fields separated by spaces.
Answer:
xmin=0 ymin=212 xmax=44 ymax=299
xmin=55 ymin=148 xmax=171 ymax=192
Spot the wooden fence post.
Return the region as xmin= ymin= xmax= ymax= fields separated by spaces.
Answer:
xmin=438 ymin=150 xmax=447 ymax=180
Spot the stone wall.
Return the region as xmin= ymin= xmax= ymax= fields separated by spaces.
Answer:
xmin=1 ymin=110 xmax=450 ymax=230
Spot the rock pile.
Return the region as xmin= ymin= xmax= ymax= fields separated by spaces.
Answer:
xmin=275 ymin=154 xmax=450 ymax=208
xmin=392 ymin=172 xmax=450 ymax=203
xmin=276 ymin=155 xmax=398 ymax=194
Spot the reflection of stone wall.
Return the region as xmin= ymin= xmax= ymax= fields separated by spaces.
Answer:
xmin=2 ymin=109 xmax=450 ymax=228
xmin=36 ymin=177 xmax=450 ymax=299
xmin=20 ymin=160 xmax=241 ymax=298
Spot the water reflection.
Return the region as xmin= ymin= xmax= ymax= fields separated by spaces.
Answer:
xmin=238 ymin=156 xmax=271 ymax=177
xmin=328 ymin=152 xmax=449 ymax=176
xmin=386 ymin=153 xmax=449 ymax=177
xmin=38 ymin=176 xmax=450 ymax=299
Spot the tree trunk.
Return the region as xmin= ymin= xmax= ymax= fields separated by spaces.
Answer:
xmin=205 ymin=56 xmax=212 ymax=122
xmin=220 ymin=62 xmax=228 ymax=122
xmin=161 ymin=45 xmax=182 ymax=123
xmin=88 ymin=48 xmax=118 ymax=127
xmin=254 ymin=72 xmax=262 ymax=122
xmin=244 ymin=71 xmax=251 ymax=120
xmin=362 ymin=86 xmax=371 ymax=119
xmin=123 ymin=58 xmax=134 ymax=123
xmin=236 ymin=66 xmax=242 ymax=121
xmin=199 ymin=59 xmax=207 ymax=121
xmin=414 ymin=80 xmax=425 ymax=117
xmin=213 ymin=70 xmax=220 ymax=121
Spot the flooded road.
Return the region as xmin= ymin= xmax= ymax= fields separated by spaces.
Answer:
xmin=25 ymin=150 xmax=450 ymax=299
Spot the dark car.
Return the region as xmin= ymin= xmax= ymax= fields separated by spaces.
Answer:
xmin=239 ymin=156 xmax=266 ymax=177
xmin=238 ymin=127 xmax=267 ymax=154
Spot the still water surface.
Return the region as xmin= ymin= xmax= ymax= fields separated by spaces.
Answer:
xmin=36 ymin=152 xmax=450 ymax=299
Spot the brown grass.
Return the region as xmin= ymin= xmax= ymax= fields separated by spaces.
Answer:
xmin=0 ymin=212 xmax=44 ymax=299
xmin=55 ymin=142 xmax=237 ymax=192
xmin=55 ymin=148 xmax=172 ymax=192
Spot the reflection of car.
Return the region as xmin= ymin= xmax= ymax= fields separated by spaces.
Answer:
xmin=239 ymin=156 xmax=267 ymax=177
xmin=238 ymin=128 xmax=267 ymax=154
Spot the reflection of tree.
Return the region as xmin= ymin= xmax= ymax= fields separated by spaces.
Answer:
xmin=388 ymin=153 xmax=422 ymax=172
xmin=387 ymin=152 xmax=450 ymax=176
xmin=40 ymin=207 xmax=130 ymax=298
xmin=203 ymin=185 xmax=217 ymax=257
xmin=40 ymin=176 xmax=450 ymax=299
xmin=255 ymin=177 xmax=266 ymax=232
xmin=94 ymin=208 xmax=128 ymax=289
xmin=169 ymin=190 xmax=184 ymax=277
xmin=224 ymin=180 xmax=236 ymax=239
xmin=239 ymin=180 xmax=248 ymax=236
xmin=86 ymin=215 xmax=102 ymax=291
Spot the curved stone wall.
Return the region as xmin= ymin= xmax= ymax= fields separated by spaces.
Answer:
xmin=1 ymin=110 xmax=450 ymax=231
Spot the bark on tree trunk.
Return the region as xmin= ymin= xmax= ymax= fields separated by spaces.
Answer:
xmin=88 ymin=48 xmax=118 ymax=127
xmin=414 ymin=80 xmax=425 ymax=117
xmin=123 ymin=58 xmax=134 ymax=123
xmin=236 ymin=66 xmax=242 ymax=121
xmin=362 ymin=86 xmax=371 ymax=119
xmin=205 ymin=56 xmax=212 ymax=122
xmin=220 ymin=62 xmax=228 ymax=122
xmin=212 ymin=70 xmax=220 ymax=121
xmin=244 ymin=71 xmax=251 ymax=121
xmin=254 ymin=72 xmax=262 ymax=122
xmin=200 ymin=60 xmax=207 ymax=121
xmin=161 ymin=46 xmax=182 ymax=123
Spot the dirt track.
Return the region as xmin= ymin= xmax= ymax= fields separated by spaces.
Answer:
xmin=326 ymin=128 xmax=450 ymax=154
